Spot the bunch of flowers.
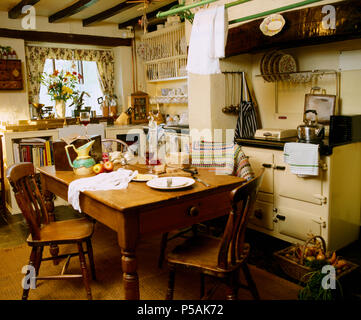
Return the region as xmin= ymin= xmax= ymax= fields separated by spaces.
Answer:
xmin=41 ymin=70 xmax=83 ymax=102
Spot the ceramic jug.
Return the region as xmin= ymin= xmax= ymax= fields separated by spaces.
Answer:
xmin=65 ymin=140 xmax=96 ymax=175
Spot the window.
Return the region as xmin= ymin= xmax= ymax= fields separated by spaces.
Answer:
xmin=39 ymin=59 xmax=104 ymax=117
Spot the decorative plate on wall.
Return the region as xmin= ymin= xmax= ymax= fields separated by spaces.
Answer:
xmin=260 ymin=14 xmax=286 ymax=36
xmin=278 ymin=54 xmax=297 ymax=80
xmin=261 ymin=50 xmax=277 ymax=82
xmin=268 ymin=51 xmax=283 ymax=82
xmin=136 ymin=42 xmax=148 ymax=60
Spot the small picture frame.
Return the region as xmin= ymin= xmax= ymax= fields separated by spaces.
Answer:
xmin=97 ymin=97 xmax=103 ymax=104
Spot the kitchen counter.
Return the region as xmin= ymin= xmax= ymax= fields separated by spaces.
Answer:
xmin=106 ymin=124 xmax=146 ymax=130
xmin=235 ymin=136 xmax=354 ymax=156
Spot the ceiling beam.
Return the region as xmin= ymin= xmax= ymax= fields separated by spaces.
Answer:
xmin=82 ymin=1 xmax=138 ymax=27
xmin=8 ymin=0 xmax=40 ymax=19
xmin=118 ymin=1 xmax=178 ymax=29
xmin=0 ymin=28 xmax=132 ymax=47
xmin=48 ymin=0 xmax=99 ymax=23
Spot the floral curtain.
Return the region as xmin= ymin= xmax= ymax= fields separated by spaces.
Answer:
xmin=25 ymin=46 xmax=48 ymax=103
xmin=25 ymin=45 xmax=115 ymax=102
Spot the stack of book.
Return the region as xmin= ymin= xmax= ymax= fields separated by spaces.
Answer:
xmin=13 ymin=138 xmax=54 ymax=168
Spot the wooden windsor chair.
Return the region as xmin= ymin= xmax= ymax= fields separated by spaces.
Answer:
xmin=165 ymin=168 xmax=264 ymax=300
xmin=7 ymin=162 xmax=96 ymax=300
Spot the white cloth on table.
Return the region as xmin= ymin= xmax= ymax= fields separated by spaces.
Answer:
xmin=283 ymin=142 xmax=319 ymax=176
xmin=186 ymin=5 xmax=228 ymax=75
xmin=68 ymin=168 xmax=138 ymax=212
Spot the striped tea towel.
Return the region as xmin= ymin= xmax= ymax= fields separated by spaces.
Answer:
xmin=283 ymin=142 xmax=319 ymax=176
xmin=233 ymin=144 xmax=255 ymax=181
xmin=191 ymin=140 xmax=234 ymax=175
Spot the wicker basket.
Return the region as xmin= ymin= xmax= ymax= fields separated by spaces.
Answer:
xmin=274 ymin=236 xmax=359 ymax=283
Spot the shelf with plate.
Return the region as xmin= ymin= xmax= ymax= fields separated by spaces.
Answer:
xmin=145 ymin=55 xmax=187 ymax=82
xmin=147 ymin=76 xmax=187 ymax=83
xmin=255 ymin=69 xmax=339 ymax=83
xmin=138 ymin=22 xmax=187 ymax=82
xmin=258 ymin=50 xmax=339 ymax=83
xmin=149 ymin=95 xmax=188 ymax=105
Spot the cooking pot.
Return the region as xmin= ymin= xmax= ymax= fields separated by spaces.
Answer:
xmin=297 ymin=110 xmax=325 ymax=142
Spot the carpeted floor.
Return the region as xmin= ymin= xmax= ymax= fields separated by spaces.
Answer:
xmin=0 ymin=214 xmax=302 ymax=300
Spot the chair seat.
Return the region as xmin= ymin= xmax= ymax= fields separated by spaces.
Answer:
xmin=27 ymin=218 xmax=94 ymax=244
xmin=167 ymin=235 xmax=250 ymax=274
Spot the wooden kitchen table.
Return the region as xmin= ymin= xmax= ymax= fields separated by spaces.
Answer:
xmin=37 ymin=165 xmax=245 ymax=300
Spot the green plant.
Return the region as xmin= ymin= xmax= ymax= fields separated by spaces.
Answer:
xmin=69 ymin=91 xmax=90 ymax=110
xmin=298 ymin=268 xmax=343 ymax=300
xmin=40 ymin=69 xmax=82 ymax=102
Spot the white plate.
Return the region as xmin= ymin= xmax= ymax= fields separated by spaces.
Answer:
xmin=260 ymin=14 xmax=285 ymax=36
xmin=132 ymin=174 xmax=158 ymax=182
xmin=146 ymin=177 xmax=195 ymax=190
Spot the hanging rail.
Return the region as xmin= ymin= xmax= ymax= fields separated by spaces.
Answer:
xmin=156 ymin=0 xmax=324 ymax=25
xmin=156 ymin=0 xmax=252 ymax=19
xmin=229 ymin=0 xmax=324 ymax=25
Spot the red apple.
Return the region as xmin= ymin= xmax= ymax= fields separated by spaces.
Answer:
xmin=103 ymin=161 xmax=114 ymax=172
xmin=93 ymin=163 xmax=105 ymax=174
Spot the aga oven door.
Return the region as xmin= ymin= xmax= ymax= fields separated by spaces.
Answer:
xmin=242 ymin=147 xmax=274 ymax=194
xmin=249 ymin=194 xmax=275 ymax=231
xmin=276 ymin=206 xmax=324 ymax=241
xmin=273 ymin=151 xmax=326 ymax=205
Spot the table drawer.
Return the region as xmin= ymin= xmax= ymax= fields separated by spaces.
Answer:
xmin=140 ymin=191 xmax=232 ymax=235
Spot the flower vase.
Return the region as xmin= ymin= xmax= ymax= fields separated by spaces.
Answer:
xmin=55 ymin=100 xmax=66 ymax=118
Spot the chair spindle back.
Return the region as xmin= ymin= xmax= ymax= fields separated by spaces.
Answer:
xmin=7 ymin=162 xmax=49 ymax=240
xmin=217 ymin=168 xmax=264 ymax=269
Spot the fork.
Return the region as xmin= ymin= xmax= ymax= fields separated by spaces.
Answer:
xmin=182 ymin=168 xmax=210 ymax=187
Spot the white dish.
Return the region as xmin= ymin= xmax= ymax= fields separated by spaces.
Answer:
xmin=260 ymin=14 xmax=285 ymax=36
xmin=146 ymin=177 xmax=195 ymax=190
xmin=132 ymin=174 xmax=158 ymax=182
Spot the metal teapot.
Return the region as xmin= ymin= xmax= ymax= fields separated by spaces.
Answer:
xmin=65 ymin=140 xmax=96 ymax=175
xmin=297 ymin=110 xmax=325 ymax=143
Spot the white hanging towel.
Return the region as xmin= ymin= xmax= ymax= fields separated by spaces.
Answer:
xmin=186 ymin=5 xmax=228 ymax=75
xmin=68 ymin=168 xmax=138 ymax=212
xmin=283 ymin=142 xmax=319 ymax=176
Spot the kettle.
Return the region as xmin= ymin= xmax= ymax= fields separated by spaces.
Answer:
xmin=297 ymin=110 xmax=325 ymax=142
xmin=65 ymin=140 xmax=96 ymax=175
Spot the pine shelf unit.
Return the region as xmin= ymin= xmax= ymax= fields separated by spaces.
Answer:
xmin=1 ymin=129 xmax=65 ymax=214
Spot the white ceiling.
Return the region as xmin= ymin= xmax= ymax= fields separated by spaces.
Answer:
xmin=0 ymin=0 xmax=176 ymax=25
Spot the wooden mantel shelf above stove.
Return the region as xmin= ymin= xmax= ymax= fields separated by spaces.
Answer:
xmin=225 ymin=0 xmax=361 ymax=58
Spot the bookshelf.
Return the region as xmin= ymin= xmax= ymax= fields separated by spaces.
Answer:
xmin=1 ymin=129 xmax=68 ymax=214
xmin=12 ymin=137 xmax=54 ymax=168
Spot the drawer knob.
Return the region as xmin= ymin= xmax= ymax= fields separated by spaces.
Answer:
xmin=254 ymin=209 xmax=263 ymax=220
xmin=276 ymin=214 xmax=286 ymax=221
xmin=187 ymin=206 xmax=199 ymax=217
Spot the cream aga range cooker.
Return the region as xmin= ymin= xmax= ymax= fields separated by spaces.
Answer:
xmin=237 ymin=128 xmax=361 ymax=251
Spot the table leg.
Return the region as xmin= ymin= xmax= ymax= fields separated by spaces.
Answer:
xmin=121 ymin=248 xmax=139 ymax=300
